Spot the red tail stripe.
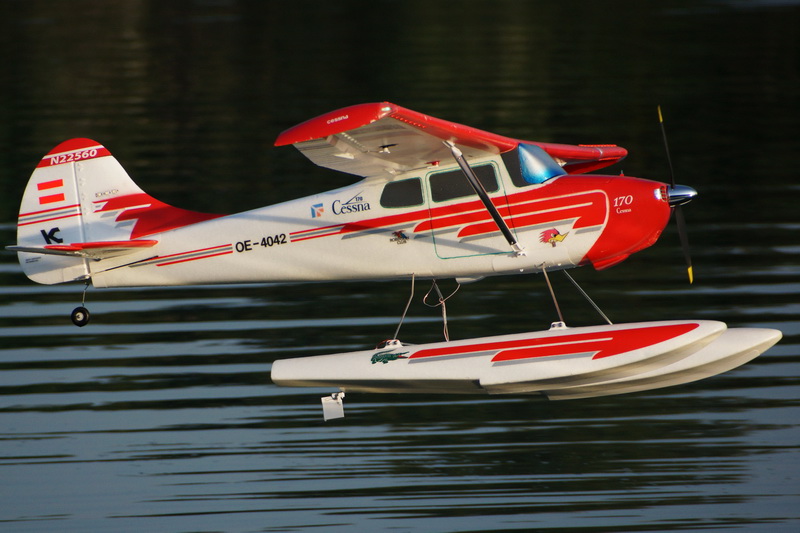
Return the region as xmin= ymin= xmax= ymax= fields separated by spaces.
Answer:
xmin=37 ymin=179 xmax=64 ymax=191
xmin=18 ymin=212 xmax=81 ymax=227
xmin=19 ymin=204 xmax=81 ymax=218
xmin=39 ymin=193 xmax=66 ymax=205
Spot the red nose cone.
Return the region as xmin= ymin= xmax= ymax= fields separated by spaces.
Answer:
xmin=584 ymin=177 xmax=671 ymax=270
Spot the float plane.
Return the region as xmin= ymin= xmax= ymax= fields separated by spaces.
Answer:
xmin=7 ymin=102 xmax=780 ymax=418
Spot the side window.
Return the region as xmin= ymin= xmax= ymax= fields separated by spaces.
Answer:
xmin=429 ymin=164 xmax=499 ymax=202
xmin=380 ymin=177 xmax=424 ymax=208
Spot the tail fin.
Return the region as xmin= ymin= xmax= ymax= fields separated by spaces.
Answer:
xmin=9 ymin=138 xmax=221 ymax=285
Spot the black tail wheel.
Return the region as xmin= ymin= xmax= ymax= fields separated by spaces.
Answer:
xmin=71 ymin=306 xmax=90 ymax=327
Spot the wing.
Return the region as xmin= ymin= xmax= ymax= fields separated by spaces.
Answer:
xmin=7 ymin=239 xmax=158 ymax=260
xmin=275 ymin=102 xmax=627 ymax=179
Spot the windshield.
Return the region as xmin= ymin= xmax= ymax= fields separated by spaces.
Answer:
xmin=503 ymin=143 xmax=566 ymax=186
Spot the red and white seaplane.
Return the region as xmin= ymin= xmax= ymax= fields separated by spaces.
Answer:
xmin=7 ymin=102 xmax=781 ymax=418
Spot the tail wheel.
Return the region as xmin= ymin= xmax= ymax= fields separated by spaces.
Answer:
xmin=71 ymin=306 xmax=90 ymax=327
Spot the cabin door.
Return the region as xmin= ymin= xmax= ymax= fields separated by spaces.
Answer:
xmin=424 ymin=161 xmax=517 ymax=259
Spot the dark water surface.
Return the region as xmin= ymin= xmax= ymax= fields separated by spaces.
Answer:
xmin=1 ymin=1 xmax=799 ymax=532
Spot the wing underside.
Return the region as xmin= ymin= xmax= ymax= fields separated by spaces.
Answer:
xmin=275 ymin=102 xmax=627 ymax=179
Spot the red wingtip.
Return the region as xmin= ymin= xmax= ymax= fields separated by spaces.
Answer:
xmin=274 ymin=102 xmax=396 ymax=146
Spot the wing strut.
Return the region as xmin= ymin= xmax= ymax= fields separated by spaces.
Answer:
xmin=444 ymin=141 xmax=525 ymax=256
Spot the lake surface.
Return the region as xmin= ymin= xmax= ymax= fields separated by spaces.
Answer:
xmin=1 ymin=1 xmax=799 ymax=532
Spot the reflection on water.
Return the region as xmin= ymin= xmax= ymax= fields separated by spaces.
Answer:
xmin=2 ymin=1 xmax=800 ymax=531
xmin=2 ymin=213 xmax=799 ymax=531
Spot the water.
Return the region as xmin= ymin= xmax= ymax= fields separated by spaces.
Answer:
xmin=1 ymin=1 xmax=799 ymax=531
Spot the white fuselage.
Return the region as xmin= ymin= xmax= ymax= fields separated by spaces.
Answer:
xmin=90 ymin=156 xmax=615 ymax=288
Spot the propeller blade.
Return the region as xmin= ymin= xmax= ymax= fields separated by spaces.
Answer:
xmin=674 ymin=205 xmax=694 ymax=284
xmin=658 ymin=105 xmax=676 ymax=187
xmin=658 ymin=105 xmax=694 ymax=283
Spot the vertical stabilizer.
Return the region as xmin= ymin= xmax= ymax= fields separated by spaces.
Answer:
xmin=13 ymin=139 xmax=109 ymax=284
xmin=11 ymin=138 xmax=223 ymax=285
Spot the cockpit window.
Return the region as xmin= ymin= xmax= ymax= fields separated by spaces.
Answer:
xmin=502 ymin=143 xmax=566 ymax=187
xmin=429 ymin=164 xmax=499 ymax=202
xmin=380 ymin=177 xmax=424 ymax=208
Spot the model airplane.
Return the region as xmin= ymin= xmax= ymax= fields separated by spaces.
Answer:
xmin=7 ymin=102 xmax=781 ymax=418
xmin=8 ymin=102 xmax=695 ymax=326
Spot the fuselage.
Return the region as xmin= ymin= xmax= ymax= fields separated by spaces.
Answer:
xmin=89 ymin=154 xmax=672 ymax=288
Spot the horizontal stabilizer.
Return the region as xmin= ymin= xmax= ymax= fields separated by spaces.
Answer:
xmin=7 ymin=239 xmax=158 ymax=260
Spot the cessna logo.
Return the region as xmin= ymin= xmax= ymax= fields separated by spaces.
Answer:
xmin=326 ymin=114 xmax=349 ymax=124
xmin=371 ymin=350 xmax=409 ymax=364
xmin=332 ymin=193 xmax=370 ymax=215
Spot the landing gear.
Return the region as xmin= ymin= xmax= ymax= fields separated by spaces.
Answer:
xmin=389 ymin=274 xmax=461 ymax=344
xmin=541 ymin=265 xmax=613 ymax=327
xmin=71 ymin=306 xmax=90 ymax=327
xmin=71 ymin=279 xmax=91 ymax=327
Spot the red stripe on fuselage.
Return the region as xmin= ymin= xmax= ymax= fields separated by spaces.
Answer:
xmin=156 ymin=250 xmax=233 ymax=266
xmin=92 ymin=193 xmax=223 ymax=239
xmin=151 ymin=244 xmax=232 ymax=262
xmin=292 ymin=187 xmax=608 ymax=243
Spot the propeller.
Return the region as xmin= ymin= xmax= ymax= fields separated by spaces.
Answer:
xmin=658 ymin=105 xmax=697 ymax=283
